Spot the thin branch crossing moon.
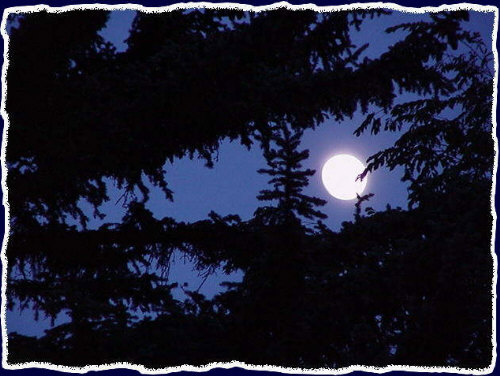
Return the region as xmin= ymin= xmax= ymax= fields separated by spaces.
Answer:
xmin=321 ymin=154 xmax=368 ymax=200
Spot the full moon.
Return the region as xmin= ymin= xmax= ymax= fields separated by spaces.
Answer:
xmin=321 ymin=154 xmax=368 ymax=200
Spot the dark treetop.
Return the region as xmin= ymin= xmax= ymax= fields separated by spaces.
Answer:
xmin=4 ymin=8 xmax=494 ymax=369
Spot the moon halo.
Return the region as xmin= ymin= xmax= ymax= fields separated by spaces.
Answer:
xmin=321 ymin=154 xmax=368 ymax=200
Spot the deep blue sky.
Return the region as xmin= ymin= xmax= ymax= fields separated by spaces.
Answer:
xmin=88 ymin=7 xmax=495 ymax=294
xmin=5 ymin=4 xmax=496 ymax=352
xmin=94 ymin=9 xmax=495 ymax=231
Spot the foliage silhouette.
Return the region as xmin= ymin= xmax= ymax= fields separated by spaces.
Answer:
xmin=4 ymin=8 xmax=493 ymax=369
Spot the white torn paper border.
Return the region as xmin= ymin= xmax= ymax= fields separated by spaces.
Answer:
xmin=0 ymin=1 xmax=497 ymax=374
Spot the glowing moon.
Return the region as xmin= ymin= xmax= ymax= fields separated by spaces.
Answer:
xmin=321 ymin=154 xmax=368 ymax=200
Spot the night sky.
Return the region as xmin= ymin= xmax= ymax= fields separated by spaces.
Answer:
xmin=5 ymin=5 xmax=496 ymax=344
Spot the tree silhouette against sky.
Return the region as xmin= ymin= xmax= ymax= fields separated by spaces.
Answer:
xmin=3 ymin=7 xmax=495 ymax=370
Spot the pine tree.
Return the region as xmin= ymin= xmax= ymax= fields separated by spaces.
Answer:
xmin=254 ymin=122 xmax=327 ymax=227
xmin=6 ymin=8 xmax=489 ymax=368
xmin=217 ymin=123 xmax=329 ymax=366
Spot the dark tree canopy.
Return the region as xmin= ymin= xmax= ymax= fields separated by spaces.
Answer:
xmin=4 ymin=7 xmax=494 ymax=370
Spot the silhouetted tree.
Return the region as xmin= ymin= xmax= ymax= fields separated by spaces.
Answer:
xmin=5 ymin=8 xmax=492 ymax=370
xmin=207 ymin=123 xmax=328 ymax=366
xmin=349 ymin=32 xmax=494 ymax=367
xmin=254 ymin=122 xmax=327 ymax=225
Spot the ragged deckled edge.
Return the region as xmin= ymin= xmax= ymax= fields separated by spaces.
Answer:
xmin=0 ymin=1 xmax=497 ymax=374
